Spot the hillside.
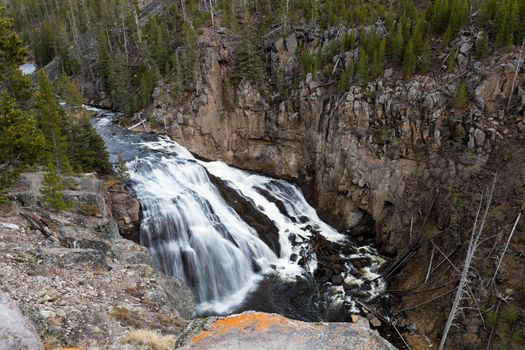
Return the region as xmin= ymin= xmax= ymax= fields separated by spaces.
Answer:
xmin=2 ymin=1 xmax=525 ymax=349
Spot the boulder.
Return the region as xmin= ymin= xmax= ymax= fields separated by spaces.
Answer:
xmin=0 ymin=292 xmax=43 ymax=350
xmin=154 ymin=272 xmax=195 ymax=320
xmin=473 ymin=128 xmax=486 ymax=147
xmin=106 ymin=181 xmax=141 ymax=243
xmin=177 ymin=312 xmax=396 ymax=349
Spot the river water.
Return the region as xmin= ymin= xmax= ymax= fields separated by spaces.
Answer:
xmin=92 ymin=109 xmax=386 ymax=318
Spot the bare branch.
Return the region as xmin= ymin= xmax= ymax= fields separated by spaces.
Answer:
xmin=489 ymin=212 xmax=521 ymax=288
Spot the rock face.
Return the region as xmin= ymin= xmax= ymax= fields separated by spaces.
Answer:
xmin=176 ymin=312 xmax=396 ymax=349
xmin=105 ymin=179 xmax=141 ymax=243
xmin=1 ymin=173 xmax=193 ymax=348
xmin=146 ymin=27 xmax=525 ymax=252
xmin=0 ymin=292 xmax=43 ymax=350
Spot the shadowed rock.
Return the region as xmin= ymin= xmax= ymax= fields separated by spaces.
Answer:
xmin=208 ymin=173 xmax=281 ymax=255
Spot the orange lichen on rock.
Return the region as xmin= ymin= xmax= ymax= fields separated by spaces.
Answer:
xmin=191 ymin=313 xmax=289 ymax=344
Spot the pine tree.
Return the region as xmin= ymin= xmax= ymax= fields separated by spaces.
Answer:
xmin=475 ymin=33 xmax=489 ymax=59
xmin=447 ymin=47 xmax=456 ymax=73
xmin=301 ymin=51 xmax=316 ymax=76
xmin=341 ymin=31 xmax=355 ymax=51
xmin=136 ymin=55 xmax=160 ymax=109
xmin=0 ymin=9 xmax=27 ymax=73
xmin=386 ymin=1 xmax=395 ymax=33
xmin=453 ymin=82 xmax=469 ymax=109
xmin=373 ymin=37 xmax=387 ymax=77
xmin=67 ymin=117 xmax=111 ymax=174
xmin=36 ymin=70 xmax=71 ymax=173
xmin=442 ymin=24 xmax=453 ymax=48
xmin=56 ymin=73 xmax=83 ymax=109
xmin=0 ymin=9 xmax=45 ymax=200
xmin=39 ymin=164 xmax=70 ymax=211
xmin=338 ymin=66 xmax=352 ymax=91
xmin=143 ymin=16 xmax=169 ymax=74
xmin=231 ymin=29 xmax=263 ymax=84
xmin=391 ymin=22 xmax=404 ymax=64
xmin=0 ymin=93 xmax=46 ymax=200
xmin=403 ymin=38 xmax=416 ymax=75
xmin=418 ymin=38 xmax=431 ymax=73
xmin=357 ymin=48 xmax=369 ymax=83
xmin=107 ymin=51 xmax=136 ymax=116
xmin=0 ymin=8 xmax=32 ymax=103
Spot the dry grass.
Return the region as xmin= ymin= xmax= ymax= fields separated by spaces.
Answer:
xmin=110 ymin=306 xmax=138 ymax=327
xmin=120 ymin=329 xmax=176 ymax=350
xmin=124 ymin=285 xmax=144 ymax=299
xmin=77 ymin=203 xmax=102 ymax=216
xmin=103 ymin=176 xmax=121 ymax=190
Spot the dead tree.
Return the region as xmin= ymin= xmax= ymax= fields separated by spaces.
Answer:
xmin=438 ymin=176 xmax=496 ymax=350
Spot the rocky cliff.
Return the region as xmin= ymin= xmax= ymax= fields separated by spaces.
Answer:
xmin=146 ymin=26 xmax=524 ymax=251
xmin=140 ymin=25 xmax=525 ymax=349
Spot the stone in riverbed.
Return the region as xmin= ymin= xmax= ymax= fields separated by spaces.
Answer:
xmin=368 ymin=315 xmax=382 ymax=328
xmin=331 ymin=275 xmax=344 ymax=285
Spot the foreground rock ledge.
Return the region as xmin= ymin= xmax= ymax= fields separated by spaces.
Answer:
xmin=0 ymin=292 xmax=43 ymax=350
xmin=177 ymin=312 xmax=397 ymax=350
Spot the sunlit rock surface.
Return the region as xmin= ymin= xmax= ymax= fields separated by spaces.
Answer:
xmin=177 ymin=312 xmax=396 ymax=350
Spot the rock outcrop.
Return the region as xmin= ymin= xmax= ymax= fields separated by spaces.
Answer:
xmin=176 ymin=311 xmax=396 ymax=349
xmin=105 ymin=179 xmax=141 ymax=243
xmin=1 ymin=173 xmax=193 ymax=349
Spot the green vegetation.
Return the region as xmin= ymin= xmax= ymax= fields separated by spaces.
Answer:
xmin=480 ymin=0 xmax=525 ymax=48
xmin=502 ymin=305 xmax=518 ymax=323
xmin=5 ymin=0 xmax=525 ymax=104
xmin=0 ymin=8 xmax=110 ymax=201
xmin=6 ymin=0 xmax=210 ymax=116
xmin=1 ymin=8 xmax=45 ymax=199
xmin=453 ymin=82 xmax=469 ymax=109
xmin=56 ymin=73 xmax=83 ymax=109
xmin=231 ymin=33 xmax=263 ymax=85
xmin=485 ymin=309 xmax=497 ymax=328
xmin=39 ymin=165 xmax=71 ymax=211
xmin=66 ymin=118 xmax=111 ymax=174
xmin=36 ymin=70 xmax=72 ymax=174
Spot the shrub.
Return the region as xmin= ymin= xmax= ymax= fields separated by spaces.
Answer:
xmin=485 ymin=309 xmax=497 ymax=328
xmin=502 ymin=305 xmax=518 ymax=323
xmin=453 ymin=82 xmax=469 ymax=109
xmin=77 ymin=203 xmax=102 ymax=217
xmin=110 ymin=306 xmax=137 ymax=327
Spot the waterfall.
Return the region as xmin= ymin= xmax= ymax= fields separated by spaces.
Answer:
xmin=133 ymin=155 xmax=277 ymax=313
xmin=93 ymin=114 xmax=385 ymax=316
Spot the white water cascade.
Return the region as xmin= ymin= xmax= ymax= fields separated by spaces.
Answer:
xmin=93 ymin=114 xmax=385 ymax=315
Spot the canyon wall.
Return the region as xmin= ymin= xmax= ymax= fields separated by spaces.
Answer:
xmin=146 ymin=26 xmax=525 ymax=252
